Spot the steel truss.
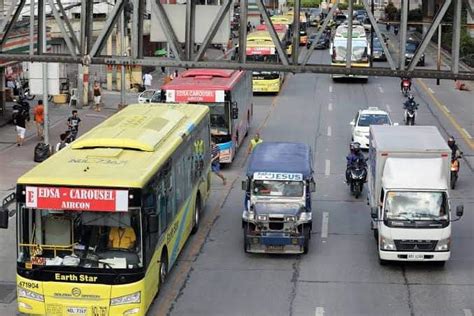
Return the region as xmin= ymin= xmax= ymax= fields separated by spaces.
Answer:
xmin=0 ymin=0 xmax=472 ymax=81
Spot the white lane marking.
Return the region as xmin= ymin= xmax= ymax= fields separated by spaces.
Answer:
xmin=378 ymin=86 xmax=384 ymax=93
xmin=329 ymin=86 xmax=333 ymax=93
xmin=428 ymin=87 xmax=435 ymax=94
xmin=327 ymin=126 xmax=332 ymax=136
xmin=321 ymin=213 xmax=329 ymax=239
xmin=442 ymin=105 xmax=451 ymax=113
xmin=462 ymin=128 xmax=473 ymax=139
xmin=463 ymin=309 xmax=473 ymax=316
xmin=386 ymin=104 xmax=391 ymax=112
xmin=328 ymin=103 xmax=333 ymax=111
xmin=325 ymin=160 xmax=330 ymax=176
xmin=315 ymin=307 xmax=325 ymax=316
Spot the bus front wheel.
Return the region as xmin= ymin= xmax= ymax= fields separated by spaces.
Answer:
xmin=191 ymin=195 xmax=201 ymax=234
xmin=159 ymin=252 xmax=168 ymax=285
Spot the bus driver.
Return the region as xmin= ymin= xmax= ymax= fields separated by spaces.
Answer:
xmin=108 ymin=226 xmax=137 ymax=250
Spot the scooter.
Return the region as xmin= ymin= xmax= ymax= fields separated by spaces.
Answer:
xmin=401 ymin=79 xmax=411 ymax=97
xmin=347 ymin=159 xmax=367 ymax=198
xmin=450 ymin=153 xmax=462 ymax=189
xmin=404 ymin=103 xmax=418 ymax=125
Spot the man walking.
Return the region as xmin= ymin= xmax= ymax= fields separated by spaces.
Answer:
xmin=211 ymin=141 xmax=227 ymax=185
xmin=33 ymin=100 xmax=44 ymax=139
xmin=248 ymin=133 xmax=263 ymax=154
xmin=67 ymin=110 xmax=81 ymax=141
xmin=14 ymin=106 xmax=29 ymax=146
xmin=143 ymin=72 xmax=153 ymax=90
xmin=93 ymin=81 xmax=102 ymax=112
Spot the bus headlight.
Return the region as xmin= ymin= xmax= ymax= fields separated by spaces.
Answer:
xmin=18 ymin=287 xmax=44 ymax=302
xmin=299 ymin=212 xmax=312 ymax=221
xmin=380 ymin=236 xmax=396 ymax=251
xmin=124 ymin=308 xmax=141 ymax=315
xmin=435 ymin=238 xmax=450 ymax=251
xmin=110 ymin=291 xmax=141 ymax=306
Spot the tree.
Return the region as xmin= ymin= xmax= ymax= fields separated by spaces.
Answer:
xmin=384 ymin=1 xmax=398 ymax=21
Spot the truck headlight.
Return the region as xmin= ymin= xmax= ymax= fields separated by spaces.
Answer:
xmin=18 ymin=287 xmax=44 ymax=302
xmin=299 ymin=212 xmax=312 ymax=221
xmin=110 ymin=291 xmax=141 ymax=306
xmin=380 ymin=236 xmax=396 ymax=251
xmin=257 ymin=215 xmax=268 ymax=221
xmin=435 ymin=238 xmax=450 ymax=251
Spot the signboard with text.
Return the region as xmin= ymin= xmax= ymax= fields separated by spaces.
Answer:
xmin=25 ymin=186 xmax=129 ymax=212
xmin=165 ymin=89 xmax=225 ymax=103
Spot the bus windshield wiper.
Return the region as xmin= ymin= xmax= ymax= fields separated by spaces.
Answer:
xmin=81 ymin=257 xmax=120 ymax=275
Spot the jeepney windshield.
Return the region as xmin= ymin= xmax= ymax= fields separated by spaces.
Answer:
xmin=207 ymin=102 xmax=230 ymax=135
xmin=252 ymin=180 xmax=304 ymax=197
xmin=384 ymin=191 xmax=448 ymax=221
xmin=17 ymin=206 xmax=143 ymax=270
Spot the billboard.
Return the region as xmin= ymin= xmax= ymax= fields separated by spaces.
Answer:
xmin=28 ymin=62 xmax=60 ymax=96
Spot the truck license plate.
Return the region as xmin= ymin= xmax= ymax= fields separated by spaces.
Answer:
xmin=407 ymin=254 xmax=424 ymax=260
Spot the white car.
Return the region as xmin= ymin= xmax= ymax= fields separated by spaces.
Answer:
xmin=138 ymin=89 xmax=161 ymax=104
xmin=350 ymin=107 xmax=395 ymax=149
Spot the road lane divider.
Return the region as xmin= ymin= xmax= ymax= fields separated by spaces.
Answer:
xmin=463 ymin=309 xmax=473 ymax=316
xmin=328 ymin=103 xmax=333 ymax=111
xmin=378 ymin=86 xmax=384 ymax=94
xmin=321 ymin=212 xmax=329 ymax=240
xmin=329 ymin=85 xmax=333 ymax=93
xmin=325 ymin=160 xmax=330 ymax=176
xmin=327 ymin=126 xmax=332 ymax=137
xmin=385 ymin=104 xmax=392 ymax=112
xmin=315 ymin=306 xmax=325 ymax=316
xmin=417 ymin=79 xmax=474 ymax=150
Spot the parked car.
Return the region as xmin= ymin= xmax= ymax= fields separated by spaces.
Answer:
xmin=138 ymin=89 xmax=161 ymax=104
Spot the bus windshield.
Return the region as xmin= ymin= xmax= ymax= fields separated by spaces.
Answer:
xmin=252 ymin=180 xmax=304 ymax=197
xmin=17 ymin=207 xmax=143 ymax=270
xmin=252 ymin=71 xmax=280 ymax=80
xmin=333 ymin=42 xmax=368 ymax=63
xmin=207 ymin=102 xmax=230 ymax=134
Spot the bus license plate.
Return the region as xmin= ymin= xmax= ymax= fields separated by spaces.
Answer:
xmin=66 ymin=307 xmax=87 ymax=315
xmin=407 ymin=254 xmax=424 ymax=260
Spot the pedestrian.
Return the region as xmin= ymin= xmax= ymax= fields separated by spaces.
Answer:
xmin=14 ymin=105 xmax=29 ymax=146
xmin=161 ymin=66 xmax=166 ymax=73
xmin=211 ymin=141 xmax=227 ymax=185
xmin=67 ymin=110 xmax=81 ymax=141
xmin=55 ymin=133 xmax=68 ymax=152
xmin=33 ymin=99 xmax=44 ymax=139
xmin=93 ymin=81 xmax=101 ymax=112
xmin=143 ymin=72 xmax=153 ymax=90
xmin=248 ymin=132 xmax=263 ymax=154
xmin=247 ymin=21 xmax=252 ymax=33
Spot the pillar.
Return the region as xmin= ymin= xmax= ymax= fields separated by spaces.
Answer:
xmin=107 ymin=34 xmax=113 ymax=91
xmin=467 ymin=0 xmax=474 ymax=37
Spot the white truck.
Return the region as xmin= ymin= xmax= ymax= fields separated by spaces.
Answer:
xmin=369 ymin=126 xmax=464 ymax=265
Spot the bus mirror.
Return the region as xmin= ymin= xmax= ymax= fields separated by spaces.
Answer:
xmin=241 ymin=179 xmax=248 ymax=190
xmin=370 ymin=207 xmax=378 ymax=219
xmin=0 ymin=208 xmax=9 ymax=229
xmin=232 ymin=107 xmax=238 ymax=119
xmin=148 ymin=214 xmax=158 ymax=233
xmin=456 ymin=205 xmax=464 ymax=217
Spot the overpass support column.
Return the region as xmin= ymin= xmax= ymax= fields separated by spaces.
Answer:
xmin=422 ymin=0 xmax=436 ymax=36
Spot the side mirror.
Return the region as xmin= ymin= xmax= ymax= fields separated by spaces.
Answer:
xmin=350 ymin=121 xmax=355 ymax=126
xmin=370 ymin=207 xmax=378 ymax=219
xmin=310 ymin=180 xmax=316 ymax=192
xmin=241 ymin=179 xmax=248 ymax=190
xmin=0 ymin=209 xmax=9 ymax=229
xmin=148 ymin=214 xmax=158 ymax=233
xmin=232 ymin=107 xmax=238 ymax=119
xmin=456 ymin=205 xmax=464 ymax=217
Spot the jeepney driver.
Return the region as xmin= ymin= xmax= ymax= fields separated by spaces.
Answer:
xmin=108 ymin=226 xmax=136 ymax=250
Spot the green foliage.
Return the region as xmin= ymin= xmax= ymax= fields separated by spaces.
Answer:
xmin=407 ymin=8 xmax=423 ymax=22
xmin=287 ymin=0 xmax=321 ymax=8
xmin=353 ymin=4 xmax=365 ymax=10
xmin=384 ymin=1 xmax=398 ymax=21
xmin=338 ymin=3 xmax=348 ymax=10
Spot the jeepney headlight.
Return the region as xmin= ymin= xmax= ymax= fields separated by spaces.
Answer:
xmin=18 ymin=287 xmax=44 ymax=302
xmin=285 ymin=216 xmax=296 ymax=222
xmin=299 ymin=212 xmax=312 ymax=221
xmin=243 ymin=211 xmax=255 ymax=220
xmin=257 ymin=215 xmax=268 ymax=221
xmin=380 ymin=236 xmax=396 ymax=251
xmin=435 ymin=238 xmax=450 ymax=251
xmin=111 ymin=291 xmax=141 ymax=306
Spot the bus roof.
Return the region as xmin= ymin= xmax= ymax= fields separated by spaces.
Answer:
xmin=246 ymin=142 xmax=313 ymax=178
xmin=18 ymin=103 xmax=209 ymax=188
xmin=256 ymin=24 xmax=287 ymax=32
xmin=161 ymin=69 xmax=244 ymax=91
xmin=271 ymin=15 xmax=293 ymax=25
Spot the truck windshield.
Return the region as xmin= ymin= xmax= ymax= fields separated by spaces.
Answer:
xmin=252 ymin=180 xmax=304 ymax=197
xmin=17 ymin=206 xmax=143 ymax=270
xmin=384 ymin=192 xmax=448 ymax=221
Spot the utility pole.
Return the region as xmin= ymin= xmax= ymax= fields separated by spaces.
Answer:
xmin=120 ymin=7 xmax=126 ymax=107
xmin=436 ymin=24 xmax=442 ymax=85
xmin=0 ymin=0 xmax=5 ymax=117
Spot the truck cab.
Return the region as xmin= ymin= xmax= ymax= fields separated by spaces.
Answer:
xmin=368 ymin=126 xmax=463 ymax=265
xmin=241 ymin=142 xmax=315 ymax=254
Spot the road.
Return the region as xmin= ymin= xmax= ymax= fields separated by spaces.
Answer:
xmin=0 ymin=31 xmax=472 ymax=316
xmin=149 ymin=36 xmax=474 ymax=316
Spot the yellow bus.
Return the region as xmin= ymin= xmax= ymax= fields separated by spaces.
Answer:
xmin=270 ymin=15 xmax=293 ymax=55
xmin=330 ymin=23 xmax=370 ymax=81
xmin=246 ymin=29 xmax=286 ymax=93
xmin=10 ymin=103 xmax=211 ymax=315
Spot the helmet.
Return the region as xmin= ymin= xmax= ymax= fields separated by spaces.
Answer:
xmin=408 ymin=94 xmax=414 ymax=102
xmin=447 ymin=136 xmax=455 ymax=148
xmin=351 ymin=142 xmax=361 ymax=153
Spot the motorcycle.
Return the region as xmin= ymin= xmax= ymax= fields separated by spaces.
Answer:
xmin=450 ymin=153 xmax=462 ymax=189
xmin=404 ymin=102 xmax=418 ymax=125
xmin=347 ymin=158 xmax=367 ymax=198
xmin=394 ymin=25 xmax=399 ymax=36
xmin=401 ymin=79 xmax=411 ymax=97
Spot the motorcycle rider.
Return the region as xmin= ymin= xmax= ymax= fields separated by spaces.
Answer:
xmin=400 ymin=77 xmax=412 ymax=92
xmin=447 ymin=136 xmax=462 ymax=160
xmin=403 ymin=94 xmax=418 ymax=119
xmin=346 ymin=142 xmax=365 ymax=184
